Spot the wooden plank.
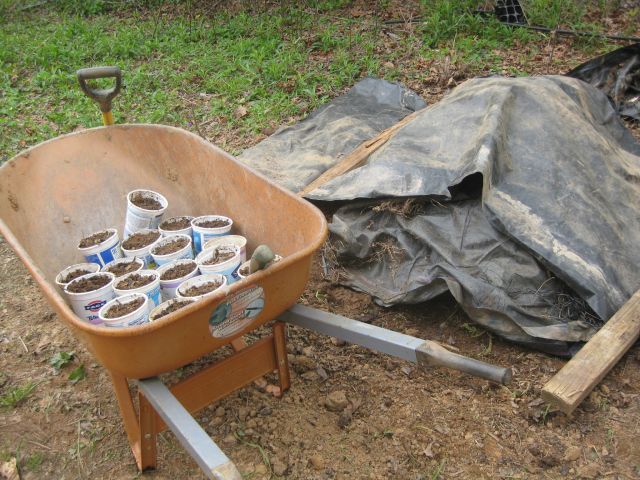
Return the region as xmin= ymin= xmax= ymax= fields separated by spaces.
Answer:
xmin=541 ymin=289 xmax=640 ymax=414
xmin=297 ymin=109 xmax=423 ymax=197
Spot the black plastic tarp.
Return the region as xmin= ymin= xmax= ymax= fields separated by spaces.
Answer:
xmin=238 ymin=75 xmax=640 ymax=351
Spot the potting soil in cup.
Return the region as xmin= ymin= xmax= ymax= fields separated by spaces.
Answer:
xmin=113 ymin=270 xmax=161 ymax=307
xmin=64 ymin=272 xmax=116 ymax=325
xmin=203 ymin=235 xmax=247 ymax=262
xmin=191 ymin=215 xmax=232 ymax=254
xmin=121 ymin=229 xmax=161 ymax=267
xmin=196 ymin=245 xmax=241 ymax=284
xmin=99 ymin=293 xmax=149 ymax=327
xmin=159 ymin=216 xmax=193 ymax=238
xmin=77 ymin=228 xmax=122 ymax=268
xmin=157 ymin=259 xmax=199 ymax=301
xmin=55 ymin=263 xmax=101 ymax=289
xmin=176 ymin=273 xmax=227 ymax=300
xmin=150 ymin=234 xmax=193 ymax=266
xmin=149 ymin=297 xmax=196 ymax=322
xmin=102 ymin=257 xmax=144 ymax=277
xmin=124 ymin=189 xmax=168 ymax=238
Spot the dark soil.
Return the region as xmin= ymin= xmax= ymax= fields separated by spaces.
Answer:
xmin=181 ymin=280 xmax=222 ymax=297
xmin=160 ymin=261 xmax=197 ymax=281
xmin=152 ymin=299 xmax=194 ymax=320
xmin=152 ymin=237 xmax=190 ymax=255
xmin=60 ymin=268 xmax=93 ymax=284
xmin=78 ymin=230 xmax=113 ymax=249
xmin=160 ymin=217 xmax=191 ymax=231
xmin=195 ymin=218 xmax=230 ymax=228
xmin=121 ymin=230 xmax=160 ymax=250
xmin=115 ymin=273 xmax=154 ymax=290
xmin=201 ymin=248 xmax=235 ymax=265
xmin=104 ymin=260 xmax=141 ymax=277
xmin=130 ymin=192 xmax=163 ymax=210
xmin=103 ymin=297 xmax=145 ymax=319
xmin=66 ymin=274 xmax=112 ymax=293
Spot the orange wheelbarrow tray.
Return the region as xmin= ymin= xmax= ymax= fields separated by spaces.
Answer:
xmin=0 ymin=125 xmax=511 ymax=479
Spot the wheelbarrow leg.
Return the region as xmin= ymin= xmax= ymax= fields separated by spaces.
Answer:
xmin=108 ymin=371 xmax=143 ymax=469
xmin=280 ymin=304 xmax=512 ymax=385
xmin=137 ymin=377 xmax=242 ymax=480
xmin=273 ymin=321 xmax=291 ymax=396
xmin=138 ymin=391 xmax=158 ymax=471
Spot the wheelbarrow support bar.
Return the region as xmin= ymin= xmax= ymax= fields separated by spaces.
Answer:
xmin=137 ymin=378 xmax=242 ymax=480
xmin=281 ymin=305 xmax=512 ymax=385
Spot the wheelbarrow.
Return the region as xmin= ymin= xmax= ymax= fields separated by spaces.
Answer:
xmin=0 ymin=67 xmax=512 ymax=479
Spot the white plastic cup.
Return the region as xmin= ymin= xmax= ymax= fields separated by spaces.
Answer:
xmin=150 ymin=234 xmax=194 ymax=267
xmin=101 ymin=257 xmax=144 ymax=277
xmin=64 ymin=272 xmax=116 ymax=325
xmin=203 ymin=235 xmax=247 ymax=263
xmin=176 ymin=273 xmax=228 ymax=301
xmin=124 ymin=189 xmax=168 ymax=238
xmin=113 ymin=269 xmax=162 ymax=308
xmin=77 ymin=228 xmax=123 ymax=268
xmin=98 ymin=293 xmax=150 ymax=328
xmin=149 ymin=297 xmax=196 ymax=322
xmin=159 ymin=216 xmax=194 ymax=238
xmin=157 ymin=259 xmax=200 ymax=301
xmin=235 ymin=255 xmax=282 ymax=281
xmin=195 ymin=245 xmax=241 ymax=284
xmin=191 ymin=215 xmax=233 ymax=254
xmin=55 ymin=263 xmax=101 ymax=291
xmin=121 ymin=229 xmax=161 ymax=268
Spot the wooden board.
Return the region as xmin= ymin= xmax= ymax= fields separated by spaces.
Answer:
xmin=297 ymin=109 xmax=423 ymax=196
xmin=541 ymin=289 xmax=640 ymax=414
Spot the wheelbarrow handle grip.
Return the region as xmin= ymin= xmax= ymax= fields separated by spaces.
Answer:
xmin=76 ymin=66 xmax=122 ymax=117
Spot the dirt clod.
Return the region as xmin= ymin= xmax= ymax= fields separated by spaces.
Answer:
xmin=130 ymin=192 xmax=162 ymax=210
xmin=103 ymin=297 xmax=145 ymax=319
xmin=564 ymin=446 xmax=582 ymax=462
xmin=152 ymin=237 xmax=189 ymax=255
xmin=66 ymin=274 xmax=112 ymax=293
xmin=115 ymin=273 xmax=154 ymax=290
xmin=160 ymin=262 xmax=197 ymax=281
xmin=122 ymin=231 xmax=160 ymax=250
xmin=308 ymin=455 xmax=325 ymax=470
xmin=181 ymin=280 xmax=222 ymax=297
xmin=79 ymin=230 xmax=113 ymax=248
xmin=195 ymin=218 xmax=229 ymax=228
xmin=160 ymin=217 xmax=191 ymax=231
xmin=325 ymin=390 xmax=349 ymax=412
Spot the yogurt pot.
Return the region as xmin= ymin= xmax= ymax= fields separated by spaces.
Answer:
xmin=64 ymin=272 xmax=116 ymax=325
xmin=101 ymin=256 xmax=144 ymax=278
xmin=159 ymin=215 xmax=194 ymax=239
xmin=236 ymin=255 xmax=282 ymax=280
xmin=55 ymin=263 xmax=101 ymax=291
xmin=176 ymin=273 xmax=228 ymax=301
xmin=120 ymin=228 xmax=161 ymax=268
xmin=150 ymin=234 xmax=194 ymax=267
xmin=149 ymin=297 xmax=196 ymax=322
xmin=203 ymin=235 xmax=247 ymax=263
xmin=113 ymin=269 xmax=161 ymax=308
xmin=77 ymin=228 xmax=123 ymax=268
xmin=124 ymin=189 xmax=168 ymax=238
xmin=191 ymin=215 xmax=233 ymax=254
xmin=195 ymin=245 xmax=241 ymax=284
xmin=98 ymin=293 xmax=150 ymax=328
xmin=157 ymin=259 xmax=200 ymax=301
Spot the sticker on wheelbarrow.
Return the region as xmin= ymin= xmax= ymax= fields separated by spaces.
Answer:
xmin=209 ymin=286 xmax=265 ymax=338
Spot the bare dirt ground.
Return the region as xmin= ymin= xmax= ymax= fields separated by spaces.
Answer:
xmin=2 ymin=4 xmax=640 ymax=480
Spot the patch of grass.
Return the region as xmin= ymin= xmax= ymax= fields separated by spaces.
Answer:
xmin=0 ymin=382 xmax=36 ymax=409
xmin=23 ymin=452 xmax=44 ymax=472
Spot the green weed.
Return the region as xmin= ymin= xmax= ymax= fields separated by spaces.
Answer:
xmin=0 ymin=382 xmax=36 ymax=409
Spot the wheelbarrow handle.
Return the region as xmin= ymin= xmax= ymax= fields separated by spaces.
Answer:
xmin=77 ymin=66 xmax=122 ymax=125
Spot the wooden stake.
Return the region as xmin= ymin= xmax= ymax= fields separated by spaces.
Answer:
xmin=297 ymin=109 xmax=423 ymax=196
xmin=541 ymin=289 xmax=640 ymax=414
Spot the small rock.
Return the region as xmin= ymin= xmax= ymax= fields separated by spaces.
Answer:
xmin=302 ymin=346 xmax=314 ymax=356
xmin=0 ymin=458 xmax=19 ymax=480
xmin=309 ymin=454 xmax=325 ymax=470
xmin=63 ymin=215 xmax=71 ymax=223
xmin=330 ymin=337 xmax=346 ymax=346
xmin=577 ymin=462 xmax=600 ymax=479
xmin=259 ymin=405 xmax=272 ymax=416
xmin=325 ymin=390 xmax=349 ymax=412
xmin=338 ymin=409 xmax=352 ymax=428
xmin=401 ymin=366 xmax=413 ymax=376
xmin=383 ymin=61 xmax=395 ymax=69
xmin=254 ymin=463 xmax=268 ymax=474
xmin=301 ymin=371 xmax=320 ymax=381
xmin=265 ymin=384 xmax=281 ymax=397
xmin=222 ymin=433 xmax=237 ymax=446
xmin=246 ymin=418 xmax=258 ymax=429
xmin=316 ymin=366 xmax=328 ymax=381
xmin=254 ymin=377 xmax=268 ymax=391
xmin=238 ymin=407 xmax=249 ymax=421
xmin=292 ymin=355 xmax=315 ymax=371
xmin=564 ymin=446 xmax=581 ymax=462
xmin=273 ymin=459 xmax=288 ymax=476
xmin=215 ymin=406 xmax=225 ymax=417
xmin=208 ymin=417 xmax=224 ymax=428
